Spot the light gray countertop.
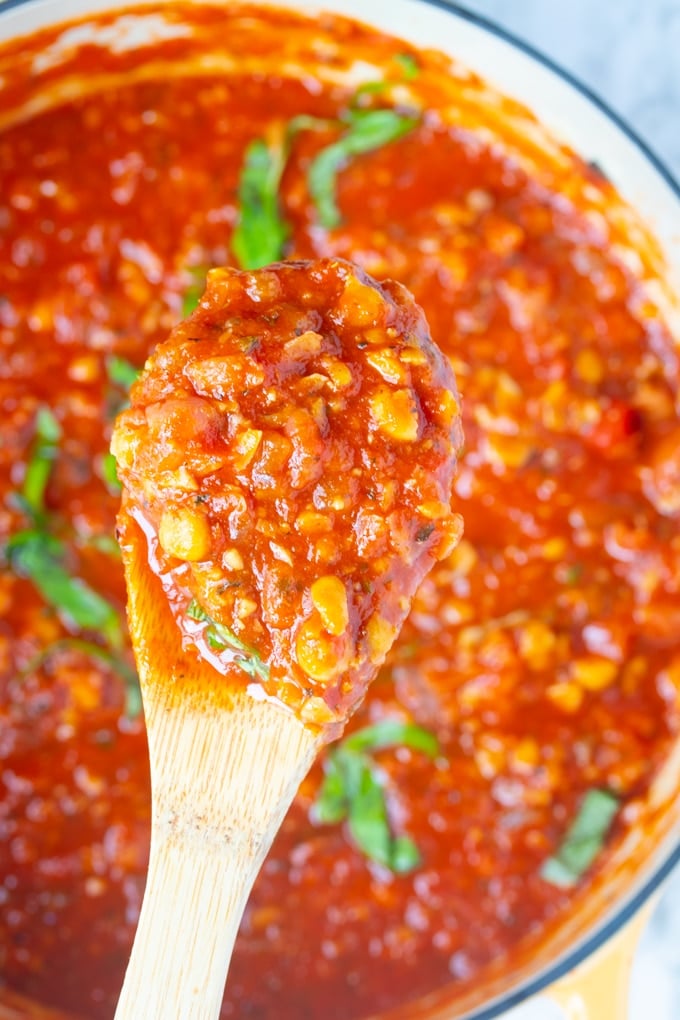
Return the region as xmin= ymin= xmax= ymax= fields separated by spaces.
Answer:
xmin=460 ymin=2 xmax=680 ymax=1017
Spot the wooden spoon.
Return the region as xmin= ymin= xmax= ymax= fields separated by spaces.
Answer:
xmin=113 ymin=506 xmax=319 ymax=1019
xmin=112 ymin=258 xmax=463 ymax=1019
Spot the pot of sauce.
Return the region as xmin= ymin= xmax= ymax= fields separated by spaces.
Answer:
xmin=0 ymin=2 xmax=679 ymax=1019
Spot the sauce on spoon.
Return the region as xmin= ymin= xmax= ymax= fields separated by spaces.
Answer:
xmin=113 ymin=258 xmax=463 ymax=735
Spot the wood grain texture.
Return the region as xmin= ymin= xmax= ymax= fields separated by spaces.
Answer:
xmin=114 ymin=509 xmax=320 ymax=1020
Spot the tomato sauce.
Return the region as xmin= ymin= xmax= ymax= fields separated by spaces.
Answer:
xmin=1 ymin=5 xmax=679 ymax=1019
xmin=113 ymin=259 xmax=462 ymax=733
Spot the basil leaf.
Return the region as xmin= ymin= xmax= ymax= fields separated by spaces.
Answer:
xmin=182 ymin=276 xmax=204 ymax=317
xmin=308 ymin=109 xmax=418 ymax=229
xmin=101 ymin=452 xmax=122 ymax=493
xmin=186 ymin=598 xmax=270 ymax=682
xmin=541 ymin=789 xmax=620 ymax=889
xmin=232 ymin=139 xmax=289 ymax=271
xmin=8 ymin=530 xmax=122 ymax=651
xmin=347 ymin=758 xmax=394 ymax=868
xmin=84 ymin=533 xmax=122 ymax=559
xmin=22 ymin=406 xmax=61 ymax=518
xmin=343 ymin=719 xmax=439 ymax=758
xmin=314 ymin=760 xmax=350 ymax=825
xmin=391 ymin=835 xmax=421 ymax=873
xmin=287 ymin=114 xmax=333 ymax=137
xmin=394 ymin=52 xmax=419 ymax=79
xmin=314 ymin=746 xmax=365 ymax=825
xmin=313 ymin=720 xmax=436 ymax=874
xmin=347 ymin=757 xmax=421 ymax=874
xmin=229 ymin=115 xmax=330 ymax=271
xmin=353 ymin=80 xmax=391 ymax=103
xmin=106 ymin=355 xmax=140 ymax=390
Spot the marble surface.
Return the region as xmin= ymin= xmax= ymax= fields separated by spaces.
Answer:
xmin=459 ymin=2 xmax=680 ymax=1018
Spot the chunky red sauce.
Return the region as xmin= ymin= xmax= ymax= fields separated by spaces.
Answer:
xmin=113 ymin=259 xmax=462 ymax=733
xmin=1 ymin=5 xmax=679 ymax=1019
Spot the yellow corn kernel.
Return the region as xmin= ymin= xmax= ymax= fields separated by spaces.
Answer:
xmin=369 ymin=386 xmax=420 ymax=442
xmin=365 ymin=614 xmax=395 ymax=664
xmin=158 ymin=506 xmax=211 ymax=561
xmin=310 ymin=575 xmax=349 ymax=636
xmin=222 ymin=548 xmax=244 ymax=571
xmin=191 ymin=561 xmax=223 ymax=583
xmin=321 ymin=357 xmax=353 ymax=390
xmin=232 ymin=428 xmax=263 ymax=471
xmin=546 ymin=681 xmax=584 ymax=713
xmin=542 ymin=536 xmax=567 ymax=561
xmin=433 ymin=389 xmax=460 ymax=428
xmin=295 ymin=510 xmax=333 ymax=535
xmin=69 ymin=354 xmax=100 ymax=383
xmin=300 ymin=695 xmax=337 ymax=726
xmin=284 ymin=330 xmax=323 ymax=359
xmin=109 ymin=420 xmax=142 ymax=472
xmin=365 ymin=348 xmax=408 ymax=385
xmin=376 ymin=479 xmax=398 ymax=511
xmin=296 ymin=614 xmax=350 ymax=682
xmin=332 ymin=274 xmax=385 ymax=327
xmin=235 ymin=597 xmax=258 ymax=620
xmin=157 ymin=466 xmax=199 ymax=492
xmin=449 ymin=538 xmax=478 ymax=576
xmin=418 ymin=500 xmax=451 ymax=520
xmin=574 ymin=348 xmax=605 ymax=385
xmin=433 ymin=515 xmax=463 ymax=560
xmin=517 ymin=620 xmax=557 ymax=669
xmin=314 ymin=536 xmax=340 ymax=564
xmin=511 ymin=737 xmax=540 ymax=772
xmin=484 ymin=434 xmax=533 ymax=470
xmin=571 ymin=655 xmax=619 ymax=691
xmin=71 ymin=678 xmax=102 ymax=713
xmin=399 ymin=344 xmax=427 ymax=366
xmin=473 ymin=741 xmax=506 ymax=780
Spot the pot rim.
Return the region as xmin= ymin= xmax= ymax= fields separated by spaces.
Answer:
xmin=1 ymin=0 xmax=679 ymax=1016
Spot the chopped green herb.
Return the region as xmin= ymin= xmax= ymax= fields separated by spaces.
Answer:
xmin=182 ymin=276 xmax=204 ymax=317
xmin=563 ymin=564 xmax=583 ymax=585
xmin=343 ymin=719 xmax=439 ymax=758
xmin=286 ymin=114 xmax=333 ymax=137
xmin=7 ymin=530 xmax=122 ymax=650
xmin=186 ymin=598 xmax=270 ymax=682
xmin=101 ymin=452 xmax=122 ymax=493
xmin=347 ymin=757 xmax=408 ymax=871
xmin=232 ymin=138 xmax=290 ymax=270
xmin=313 ymin=720 xmax=438 ymax=874
xmin=390 ymin=835 xmax=421 ymax=872
xmin=22 ymin=406 xmax=61 ymax=518
xmin=394 ymin=52 xmax=419 ymax=79
xmin=415 ymin=523 xmax=435 ymax=543
xmin=106 ymin=355 xmax=140 ymax=391
xmin=308 ymin=108 xmax=418 ymax=229
xmin=353 ymin=80 xmax=392 ymax=103
xmin=83 ymin=532 xmax=121 ymax=559
xmin=541 ymin=789 xmax=620 ymax=889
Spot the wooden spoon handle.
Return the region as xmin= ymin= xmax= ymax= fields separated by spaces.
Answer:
xmin=114 ymin=824 xmax=257 ymax=1020
xmin=115 ymin=692 xmax=318 ymax=1020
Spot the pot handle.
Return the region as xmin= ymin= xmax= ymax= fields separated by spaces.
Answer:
xmin=542 ymin=900 xmax=655 ymax=1019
